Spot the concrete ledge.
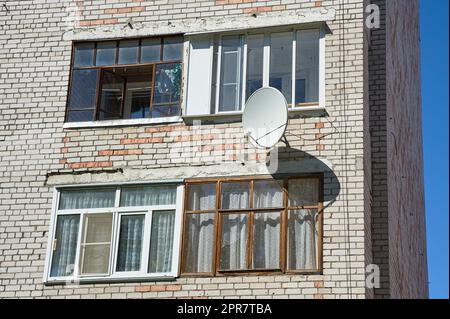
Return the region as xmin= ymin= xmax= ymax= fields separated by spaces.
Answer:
xmin=63 ymin=7 xmax=336 ymax=41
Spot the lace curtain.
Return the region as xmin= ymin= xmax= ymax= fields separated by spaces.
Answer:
xmin=148 ymin=210 xmax=175 ymax=273
xmin=253 ymin=213 xmax=280 ymax=269
xmin=116 ymin=215 xmax=145 ymax=272
xmin=220 ymin=214 xmax=248 ymax=270
xmin=59 ymin=188 xmax=115 ymax=210
xmin=51 ymin=215 xmax=79 ymax=277
xmin=184 ymin=213 xmax=215 ymax=273
xmin=121 ymin=185 xmax=176 ymax=207
xmin=287 ymin=209 xmax=318 ymax=270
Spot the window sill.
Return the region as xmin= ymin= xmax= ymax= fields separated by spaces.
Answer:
xmin=44 ymin=274 xmax=177 ymax=286
xmin=63 ymin=116 xmax=183 ymax=129
xmin=183 ymin=106 xmax=327 ymax=123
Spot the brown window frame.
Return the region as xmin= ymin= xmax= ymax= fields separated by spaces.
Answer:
xmin=180 ymin=174 xmax=324 ymax=277
xmin=65 ymin=36 xmax=184 ymax=123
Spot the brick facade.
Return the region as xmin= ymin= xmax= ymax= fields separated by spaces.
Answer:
xmin=0 ymin=0 xmax=427 ymax=298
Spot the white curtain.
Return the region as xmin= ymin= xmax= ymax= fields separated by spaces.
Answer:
xmin=59 ymin=189 xmax=115 ymax=209
xmin=220 ymin=214 xmax=247 ymax=270
xmin=288 ymin=209 xmax=318 ymax=270
xmin=116 ymin=215 xmax=145 ymax=272
xmin=253 ymin=181 xmax=283 ymax=208
xmin=121 ymin=185 xmax=176 ymax=207
xmin=51 ymin=215 xmax=79 ymax=277
xmin=185 ymin=213 xmax=215 ymax=273
xmin=221 ymin=182 xmax=249 ymax=209
xmin=253 ymin=213 xmax=280 ymax=269
xmin=149 ymin=211 xmax=175 ymax=273
xmin=188 ymin=184 xmax=216 ymax=211
xmin=288 ymin=179 xmax=319 ymax=206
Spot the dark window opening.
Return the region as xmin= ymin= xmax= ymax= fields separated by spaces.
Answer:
xmin=66 ymin=36 xmax=183 ymax=122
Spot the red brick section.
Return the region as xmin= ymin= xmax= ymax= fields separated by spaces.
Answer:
xmin=79 ymin=18 xmax=118 ymax=27
xmin=314 ymin=280 xmax=324 ymax=288
xmin=120 ymin=137 xmax=163 ymax=145
xmin=144 ymin=125 xmax=187 ymax=133
xmin=105 ymin=7 xmax=145 ymax=14
xmin=98 ymin=149 xmax=143 ymax=156
xmin=69 ymin=161 xmax=113 ymax=169
xmin=315 ymin=1 xmax=323 ymax=7
xmin=174 ymin=134 xmax=217 ymax=142
xmin=135 ymin=284 xmax=182 ymax=292
xmin=216 ymin=0 xmax=256 ymax=5
xmin=243 ymin=5 xmax=286 ymax=14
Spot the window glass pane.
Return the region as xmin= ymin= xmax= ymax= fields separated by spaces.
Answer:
xmin=74 ymin=43 xmax=94 ymax=67
xmin=287 ymin=209 xmax=318 ymax=270
xmin=68 ymin=69 xmax=99 ymax=109
xmin=84 ymin=213 xmax=113 ymax=243
xmin=296 ymin=30 xmax=320 ymax=104
xmin=50 ymin=215 xmax=80 ymax=277
xmin=184 ymin=213 xmax=215 ymax=273
xmin=253 ymin=180 xmax=283 ymax=208
xmin=119 ymin=66 xmax=152 ymax=119
xmin=152 ymin=63 xmax=182 ymax=117
xmin=219 ymin=35 xmax=243 ymax=112
xmin=148 ymin=210 xmax=175 ymax=273
xmin=187 ymin=183 xmax=216 ymax=211
xmin=116 ymin=215 xmax=145 ymax=272
xmin=66 ymin=110 xmax=94 ymax=122
xmin=221 ymin=182 xmax=250 ymax=210
xmin=269 ymin=32 xmax=292 ymax=103
xmin=80 ymin=213 xmax=113 ymax=275
xmin=120 ymin=184 xmax=177 ymax=207
xmin=246 ymin=34 xmax=264 ymax=100
xmin=141 ymin=38 xmax=161 ymax=63
xmin=163 ymin=37 xmax=183 ymax=61
xmin=59 ymin=188 xmax=116 ymax=210
xmin=288 ymin=178 xmax=319 ymax=206
xmin=118 ymin=40 xmax=139 ymax=65
xmin=220 ymin=213 xmax=248 ymax=270
xmin=152 ymin=105 xmax=181 ymax=117
xmin=252 ymin=212 xmax=280 ymax=269
xmin=96 ymin=41 xmax=116 ymax=66
xmin=99 ymin=70 xmax=124 ymax=120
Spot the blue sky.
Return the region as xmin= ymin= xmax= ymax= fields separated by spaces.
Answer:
xmin=420 ymin=0 xmax=449 ymax=299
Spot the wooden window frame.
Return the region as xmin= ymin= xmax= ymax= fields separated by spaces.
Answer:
xmin=180 ymin=174 xmax=324 ymax=277
xmin=65 ymin=35 xmax=183 ymax=123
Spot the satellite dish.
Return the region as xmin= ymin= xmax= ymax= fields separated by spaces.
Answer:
xmin=242 ymin=87 xmax=288 ymax=149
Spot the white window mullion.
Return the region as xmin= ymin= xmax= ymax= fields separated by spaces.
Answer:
xmin=241 ymin=36 xmax=248 ymax=109
xmin=319 ymin=27 xmax=326 ymax=108
xmin=74 ymin=211 xmax=86 ymax=278
xmin=171 ymin=185 xmax=184 ymax=276
xmin=107 ymin=213 xmax=116 ymax=276
xmin=215 ymin=36 xmax=223 ymax=114
xmin=263 ymin=32 xmax=270 ymax=87
xmin=291 ymin=31 xmax=297 ymax=108
xmin=141 ymin=210 xmax=153 ymax=274
xmin=111 ymin=211 xmax=121 ymax=275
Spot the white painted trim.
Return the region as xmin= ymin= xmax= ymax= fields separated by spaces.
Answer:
xmin=42 ymin=188 xmax=59 ymax=283
xmin=53 ymin=179 xmax=184 ymax=189
xmin=63 ymin=116 xmax=182 ymax=129
xmin=181 ymin=39 xmax=190 ymax=116
xmin=44 ymin=182 xmax=182 ymax=284
xmin=171 ymin=185 xmax=184 ymax=277
xmin=319 ymin=27 xmax=326 ymax=110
